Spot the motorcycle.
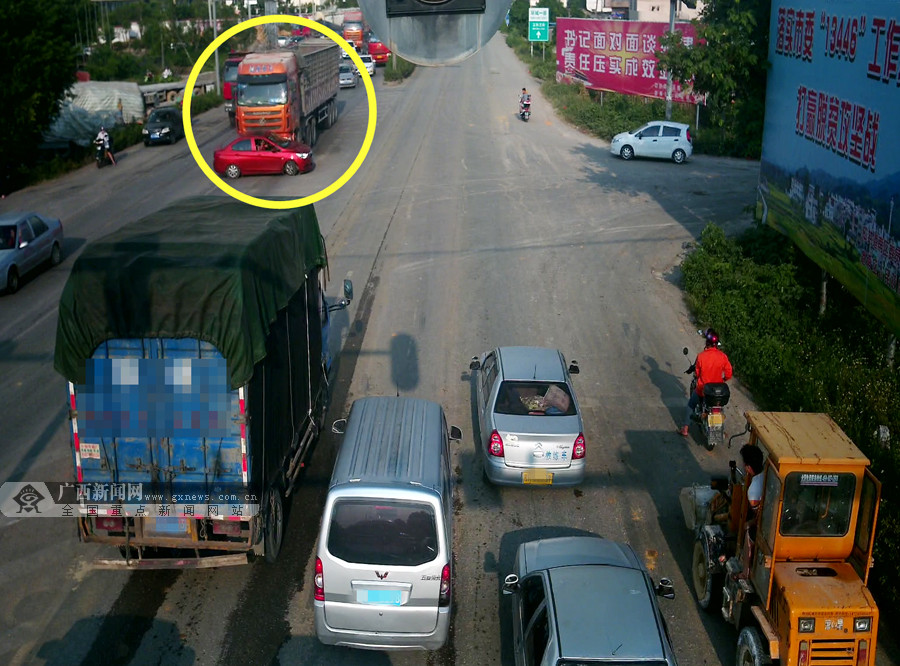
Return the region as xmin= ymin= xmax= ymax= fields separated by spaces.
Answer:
xmin=683 ymin=333 xmax=731 ymax=450
xmin=94 ymin=138 xmax=114 ymax=168
xmin=518 ymin=95 xmax=531 ymax=121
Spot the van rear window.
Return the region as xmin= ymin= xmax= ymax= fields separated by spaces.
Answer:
xmin=328 ymin=499 xmax=438 ymax=566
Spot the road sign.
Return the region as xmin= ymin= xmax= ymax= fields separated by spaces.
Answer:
xmin=528 ymin=7 xmax=550 ymax=42
xmin=528 ymin=21 xmax=549 ymax=41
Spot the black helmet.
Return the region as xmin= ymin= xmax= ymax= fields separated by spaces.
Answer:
xmin=705 ymin=328 xmax=720 ymax=347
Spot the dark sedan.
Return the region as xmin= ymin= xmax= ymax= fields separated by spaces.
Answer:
xmin=213 ymin=134 xmax=314 ymax=179
xmin=142 ymin=106 xmax=184 ymax=146
xmin=1 ymin=212 xmax=64 ymax=294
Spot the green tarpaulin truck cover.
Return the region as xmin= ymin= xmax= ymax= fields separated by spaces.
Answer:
xmin=54 ymin=196 xmax=327 ymax=389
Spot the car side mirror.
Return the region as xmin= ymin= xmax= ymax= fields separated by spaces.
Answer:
xmin=343 ymin=279 xmax=353 ymax=302
xmin=332 ymin=418 xmax=347 ymax=434
xmin=568 ymin=360 xmax=580 ymax=375
xmin=635 ymin=131 xmax=643 ymax=139
xmin=469 ymin=356 xmax=481 ymax=371
xmin=502 ymin=573 xmax=519 ymax=595
xmin=655 ymin=577 xmax=675 ymax=599
xmin=18 ymin=241 xmax=28 ymax=249
xmin=449 ymin=425 xmax=462 ymax=441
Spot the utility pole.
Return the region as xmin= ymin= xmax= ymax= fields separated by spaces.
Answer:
xmin=208 ymin=0 xmax=220 ymax=93
xmin=665 ymin=0 xmax=675 ymax=120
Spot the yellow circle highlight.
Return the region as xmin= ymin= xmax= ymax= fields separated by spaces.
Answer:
xmin=183 ymin=15 xmax=377 ymax=209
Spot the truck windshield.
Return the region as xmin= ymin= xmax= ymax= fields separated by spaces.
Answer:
xmin=237 ymin=82 xmax=287 ymax=107
xmin=780 ymin=472 xmax=856 ymax=537
xmin=224 ymin=62 xmax=239 ymax=83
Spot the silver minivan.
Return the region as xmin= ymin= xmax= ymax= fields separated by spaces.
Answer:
xmin=314 ymin=396 xmax=462 ymax=650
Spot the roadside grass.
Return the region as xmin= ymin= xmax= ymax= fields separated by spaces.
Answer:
xmin=383 ymin=55 xmax=416 ymax=82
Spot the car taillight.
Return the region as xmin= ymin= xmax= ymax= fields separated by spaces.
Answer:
xmin=686 ymin=128 xmax=692 ymax=143
xmin=798 ymin=640 xmax=809 ymax=666
xmin=573 ymin=433 xmax=585 ymax=459
xmin=857 ymin=640 xmax=868 ymax=666
xmin=439 ymin=563 xmax=451 ymax=606
xmin=314 ymin=556 xmax=325 ymax=601
xmin=489 ymin=430 xmax=504 ymax=457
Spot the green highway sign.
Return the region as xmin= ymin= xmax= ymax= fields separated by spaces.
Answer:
xmin=528 ymin=7 xmax=550 ymax=42
xmin=528 ymin=20 xmax=549 ymax=42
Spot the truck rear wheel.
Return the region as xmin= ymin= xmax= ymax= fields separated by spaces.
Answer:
xmin=264 ymin=483 xmax=284 ymax=563
xmin=692 ymin=539 xmax=722 ymax=611
xmin=736 ymin=626 xmax=772 ymax=666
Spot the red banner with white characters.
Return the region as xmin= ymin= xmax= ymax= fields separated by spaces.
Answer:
xmin=555 ymin=18 xmax=702 ymax=103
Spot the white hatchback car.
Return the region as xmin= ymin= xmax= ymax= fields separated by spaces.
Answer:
xmin=356 ymin=54 xmax=376 ymax=77
xmin=610 ymin=121 xmax=693 ymax=164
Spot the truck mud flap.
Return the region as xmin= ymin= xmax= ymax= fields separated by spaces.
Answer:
xmin=92 ymin=553 xmax=250 ymax=570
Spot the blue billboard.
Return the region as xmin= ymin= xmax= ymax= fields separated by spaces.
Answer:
xmin=760 ymin=1 xmax=900 ymax=334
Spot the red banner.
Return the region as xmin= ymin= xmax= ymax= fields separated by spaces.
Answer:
xmin=556 ymin=18 xmax=702 ymax=103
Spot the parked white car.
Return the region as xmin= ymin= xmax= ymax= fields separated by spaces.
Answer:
xmin=610 ymin=121 xmax=693 ymax=164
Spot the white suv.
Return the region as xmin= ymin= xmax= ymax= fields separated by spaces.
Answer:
xmin=610 ymin=120 xmax=693 ymax=164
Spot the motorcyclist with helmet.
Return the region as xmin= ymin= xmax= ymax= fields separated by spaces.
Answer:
xmin=94 ymin=126 xmax=117 ymax=166
xmin=681 ymin=328 xmax=732 ymax=437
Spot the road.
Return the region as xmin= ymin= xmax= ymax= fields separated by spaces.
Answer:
xmin=1 ymin=33 xmax=895 ymax=666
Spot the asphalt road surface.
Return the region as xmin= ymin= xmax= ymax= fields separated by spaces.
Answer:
xmin=1 ymin=34 xmax=896 ymax=666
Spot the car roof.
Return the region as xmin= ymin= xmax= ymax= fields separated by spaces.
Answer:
xmin=496 ymin=346 xmax=566 ymax=382
xmin=550 ymin=565 xmax=666 ymax=661
xmin=641 ymin=120 xmax=689 ymax=130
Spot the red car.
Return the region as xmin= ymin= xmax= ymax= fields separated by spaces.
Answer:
xmin=213 ymin=135 xmax=314 ymax=179
xmin=367 ymin=34 xmax=391 ymax=65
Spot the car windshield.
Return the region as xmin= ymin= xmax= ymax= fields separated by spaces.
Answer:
xmin=495 ymin=381 xmax=576 ymax=416
xmin=0 ymin=225 xmax=16 ymax=250
xmin=236 ymin=82 xmax=287 ymax=106
xmin=780 ymin=472 xmax=856 ymax=537
xmin=148 ymin=110 xmax=172 ymax=123
xmin=224 ymin=62 xmax=239 ymax=82
xmin=340 ymin=65 xmax=351 ymax=73
xmin=328 ymin=499 xmax=438 ymax=566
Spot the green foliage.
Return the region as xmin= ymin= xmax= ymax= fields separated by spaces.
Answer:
xmin=84 ymin=45 xmax=146 ymax=81
xmin=383 ymin=55 xmax=416 ymax=82
xmin=681 ymin=223 xmax=900 ymax=617
xmin=0 ymin=0 xmax=87 ymax=194
xmin=655 ymin=0 xmax=770 ymax=157
xmin=186 ymin=92 xmax=224 ymax=116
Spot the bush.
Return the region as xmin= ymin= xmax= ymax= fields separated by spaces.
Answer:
xmin=186 ymin=91 xmax=223 ymax=116
xmin=682 ymin=223 xmax=900 ymax=622
xmin=383 ymin=55 xmax=416 ymax=82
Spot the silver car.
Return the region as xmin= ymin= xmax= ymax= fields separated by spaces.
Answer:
xmin=1 ymin=212 xmax=64 ymax=294
xmin=503 ymin=536 xmax=678 ymax=666
xmin=339 ymin=63 xmax=357 ymax=88
xmin=469 ymin=347 xmax=585 ymax=487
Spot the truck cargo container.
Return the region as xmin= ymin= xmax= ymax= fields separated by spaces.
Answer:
xmin=54 ymin=197 xmax=352 ymax=568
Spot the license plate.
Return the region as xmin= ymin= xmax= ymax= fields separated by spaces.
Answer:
xmin=522 ymin=469 xmax=553 ymax=485
xmin=154 ymin=517 xmax=189 ymax=533
xmin=151 ymin=132 xmax=160 ymax=139
xmin=708 ymin=412 xmax=724 ymax=426
xmin=358 ymin=589 xmax=402 ymax=605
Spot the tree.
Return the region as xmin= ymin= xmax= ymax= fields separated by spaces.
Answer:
xmin=655 ymin=0 xmax=771 ymax=157
xmin=0 ymin=0 xmax=87 ymax=192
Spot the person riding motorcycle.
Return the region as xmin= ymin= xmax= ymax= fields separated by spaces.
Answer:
xmin=681 ymin=328 xmax=732 ymax=436
xmin=94 ymin=126 xmax=116 ymax=166
xmin=519 ymin=87 xmax=531 ymax=115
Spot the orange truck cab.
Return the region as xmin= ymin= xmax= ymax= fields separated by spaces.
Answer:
xmin=342 ymin=10 xmax=366 ymax=49
xmin=684 ymin=412 xmax=881 ymax=666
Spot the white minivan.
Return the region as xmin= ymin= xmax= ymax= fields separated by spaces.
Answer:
xmin=314 ymin=396 xmax=462 ymax=650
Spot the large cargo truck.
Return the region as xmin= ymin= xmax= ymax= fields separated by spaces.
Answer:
xmin=54 ymin=197 xmax=352 ymax=568
xmin=235 ymin=41 xmax=339 ymax=147
xmin=342 ymin=10 xmax=366 ymax=49
xmin=222 ymin=51 xmax=249 ymax=127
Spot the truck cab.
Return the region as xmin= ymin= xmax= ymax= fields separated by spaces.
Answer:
xmin=686 ymin=412 xmax=880 ymax=666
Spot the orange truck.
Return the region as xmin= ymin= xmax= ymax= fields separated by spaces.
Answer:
xmin=682 ymin=411 xmax=881 ymax=666
xmin=235 ymin=41 xmax=339 ymax=147
xmin=342 ymin=9 xmax=366 ymax=49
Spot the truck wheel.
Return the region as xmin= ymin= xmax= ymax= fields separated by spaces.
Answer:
xmin=331 ymin=101 xmax=338 ymax=127
xmin=264 ymin=483 xmax=284 ymax=563
xmin=310 ymin=119 xmax=318 ymax=147
xmin=692 ymin=539 xmax=722 ymax=611
xmin=736 ymin=626 xmax=772 ymax=666
xmin=321 ymin=101 xmax=333 ymax=129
